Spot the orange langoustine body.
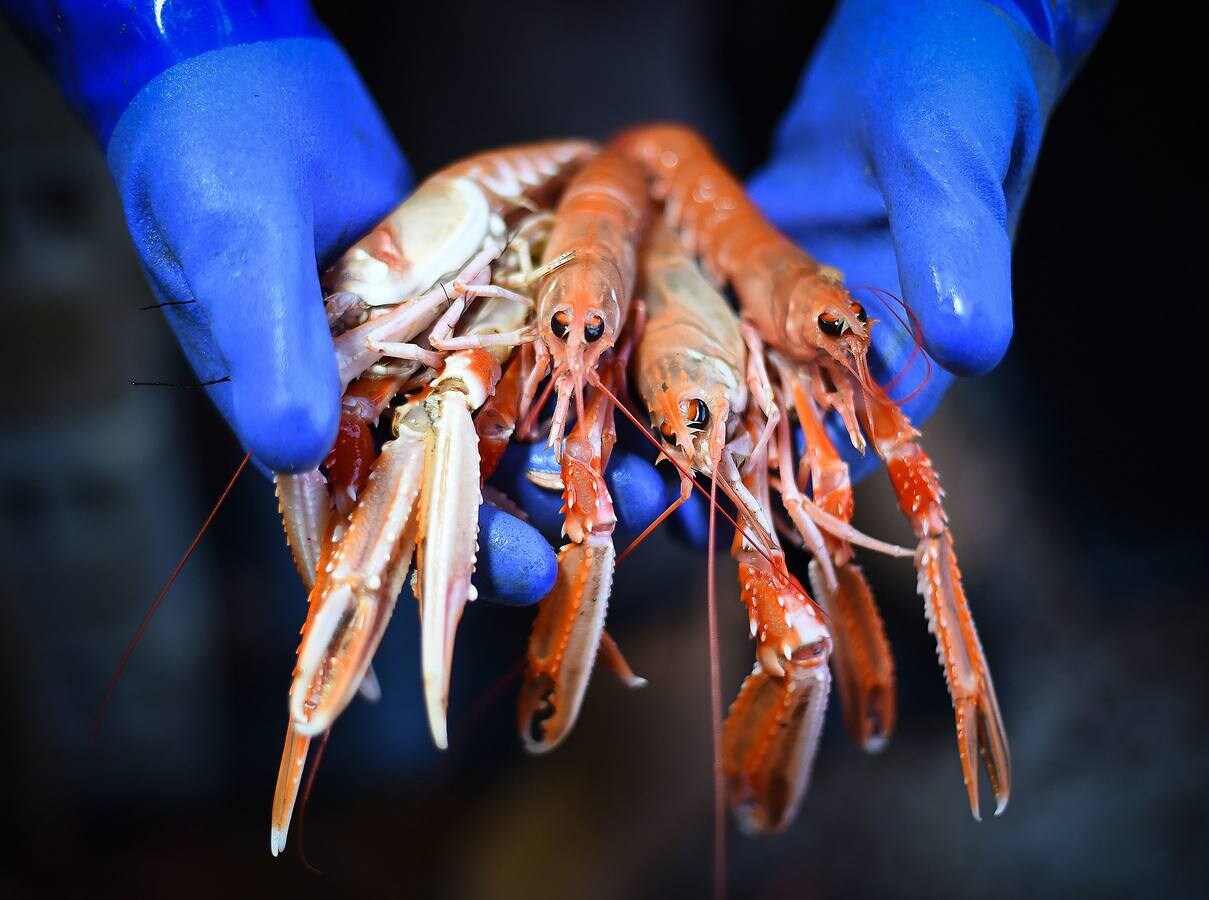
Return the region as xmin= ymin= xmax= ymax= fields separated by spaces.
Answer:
xmin=515 ymin=150 xmax=653 ymax=752
xmin=632 ymin=219 xmax=839 ymax=834
xmin=519 ymin=150 xmax=651 ymax=447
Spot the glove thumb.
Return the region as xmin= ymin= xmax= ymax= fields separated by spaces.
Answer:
xmin=166 ymin=189 xmax=341 ymax=472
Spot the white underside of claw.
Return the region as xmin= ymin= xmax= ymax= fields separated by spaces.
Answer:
xmin=418 ymin=389 xmax=483 ymax=750
xmin=289 ymin=432 xmax=426 ymax=737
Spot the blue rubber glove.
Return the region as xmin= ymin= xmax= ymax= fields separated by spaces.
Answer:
xmin=1 ymin=1 xmax=574 ymax=605
xmin=748 ymin=0 xmax=1114 ymax=480
xmin=2 ymin=2 xmax=403 ymax=469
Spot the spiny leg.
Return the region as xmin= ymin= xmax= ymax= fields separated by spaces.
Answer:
xmin=783 ymin=359 xmax=897 ymax=752
xmin=427 ymin=280 xmax=535 ymax=351
xmin=333 ymin=241 xmax=504 ymax=389
xmin=738 ymin=322 xmax=780 ymax=474
xmin=862 ymin=383 xmax=1011 ymax=818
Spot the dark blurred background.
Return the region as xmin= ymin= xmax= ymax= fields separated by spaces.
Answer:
xmin=1 ymin=2 xmax=1204 ymax=898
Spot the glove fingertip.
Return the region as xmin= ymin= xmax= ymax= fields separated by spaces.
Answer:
xmin=232 ymin=359 xmax=340 ymax=472
xmin=475 ymin=504 xmax=557 ymax=606
xmin=606 ymin=451 xmax=675 ymax=543
xmin=897 ymin=226 xmax=1014 ymax=376
xmin=879 ymin=154 xmax=1016 ymax=377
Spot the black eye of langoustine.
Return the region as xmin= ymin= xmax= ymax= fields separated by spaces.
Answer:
xmin=551 ymin=310 xmax=572 ymax=340
xmin=818 ymin=312 xmax=845 ymax=336
xmin=853 ymin=303 xmax=867 ymax=324
xmin=686 ymin=398 xmax=710 ymax=432
xmin=584 ymin=315 xmax=605 ymax=343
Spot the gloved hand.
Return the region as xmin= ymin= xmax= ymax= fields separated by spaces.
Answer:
xmin=1 ymin=2 xmax=679 ymax=606
xmin=105 ymin=31 xmax=584 ymax=606
xmin=748 ymin=0 xmax=1113 ymax=480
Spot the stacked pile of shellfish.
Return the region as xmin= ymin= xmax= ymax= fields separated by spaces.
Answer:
xmin=269 ymin=125 xmax=1010 ymax=856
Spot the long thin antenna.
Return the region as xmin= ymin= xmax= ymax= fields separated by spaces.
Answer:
xmin=297 ymin=728 xmax=332 ymax=875
xmin=707 ymin=475 xmax=726 ymax=900
xmin=854 ymin=283 xmax=932 ymax=402
xmin=616 ymin=492 xmax=688 ymax=565
xmin=91 ymin=451 xmax=251 ymax=745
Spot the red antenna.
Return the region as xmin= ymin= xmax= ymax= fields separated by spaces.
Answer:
xmin=706 ymin=474 xmax=726 ymax=900
xmin=91 ymin=451 xmax=251 ymax=745
xmin=297 ymin=728 xmax=332 ymax=875
xmin=855 ymin=284 xmax=933 ymax=404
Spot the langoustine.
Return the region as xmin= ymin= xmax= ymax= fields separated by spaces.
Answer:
xmin=515 ymin=150 xmax=652 ymax=752
xmin=270 ymin=142 xmax=594 ymax=854
xmin=615 ymin=123 xmax=1010 ymax=824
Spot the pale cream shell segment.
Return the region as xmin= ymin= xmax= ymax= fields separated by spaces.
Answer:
xmin=332 ymin=176 xmax=495 ymax=305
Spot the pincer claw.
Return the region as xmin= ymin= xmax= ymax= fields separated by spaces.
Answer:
xmin=289 ymin=432 xmax=425 ymax=736
xmin=723 ymin=652 xmax=832 ymax=835
xmin=918 ymin=532 xmax=1012 ymax=820
xmin=808 ymin=558 xmax=897 ymax=753
xmin=518 ymin=535 xmax=615 ymax=754
xmin=955 ymin=688 xmax=1012 ymax=820
xmin=416 ymin=360 xmax=489 ymax=750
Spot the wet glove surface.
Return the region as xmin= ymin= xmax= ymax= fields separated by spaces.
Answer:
xmin=748 ymin=0 xmax=1112 ymax=480
xmin=0 ymin=3 xmax=569 ymax=606
xmin=107 ymin=37 xmax=409 ymax=472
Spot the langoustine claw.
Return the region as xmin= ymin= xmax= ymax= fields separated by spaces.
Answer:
xmin=290 ymin=419 xmax=427 ymax=737
xmin=866 ymin=389 xmax=1011 ymax=818
xmin=519 ymin=535 xmax=616 ymax=753
xmin=415 ymin=351 xmax=501 ymax=749
xmin=724 ymin=649 xmax=831 ymax=835
xmin=270 ymin=392 xmax=408 ymax=855
xmin=723 ymin=413 xmax=834 ymax=835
